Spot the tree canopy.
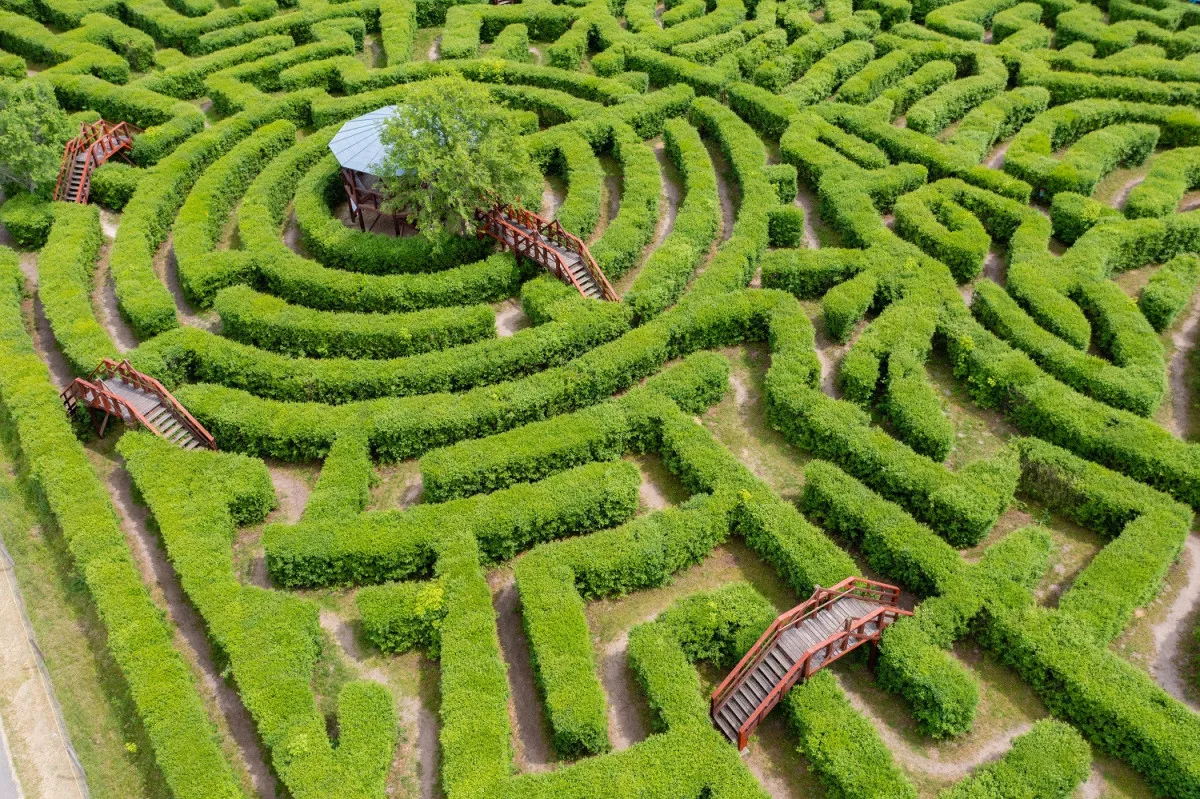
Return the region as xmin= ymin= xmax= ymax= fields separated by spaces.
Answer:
xmin=375 ymin=75 xmax=540 ymax=243
xmin=0 ymin=78 xmax=72 ymax=198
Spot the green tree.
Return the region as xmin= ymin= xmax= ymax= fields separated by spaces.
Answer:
xmin=375 ymin=75 xmax=540 ymax=243
xmin=0 ymin=78 xmax=73 ymax=198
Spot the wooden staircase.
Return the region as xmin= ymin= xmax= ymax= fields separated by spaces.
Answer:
xmin=477 ymin=204 xmax=618 ymax=301
xmin=62 ymin=359 xmax=215 ymax=450
xmin=711 ymin=577 xmax=911 ymax=750
xmin=54 ymin=119 xmax=139 ymax=204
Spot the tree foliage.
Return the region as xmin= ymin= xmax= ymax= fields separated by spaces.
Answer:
xmin=375 ymin=75 xmax=539 ymax=244
xmin=0 ymin=78 xmax=72 ymax=198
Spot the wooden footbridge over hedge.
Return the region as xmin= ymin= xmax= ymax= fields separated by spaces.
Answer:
xmin=712 ymin=577 xmax=911 ymax=750
xmin=62 ymin=359 xmax=215 ymax=450
xmin=477 ymin=204 xmax=618 ymax=301
xmin=53 ymin=119 xmax=138 ymax=204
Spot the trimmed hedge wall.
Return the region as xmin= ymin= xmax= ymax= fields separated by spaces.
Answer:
xmin=35 ymin=201 xmax=116 ymax=375
xmin=0 ymin=249 xmax=245 ymax=799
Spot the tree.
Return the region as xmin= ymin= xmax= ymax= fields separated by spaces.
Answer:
xmin=375 ymin=75 xmax=540 ymax=244
xmin=0 ymin=78 xmax=73 ymax=198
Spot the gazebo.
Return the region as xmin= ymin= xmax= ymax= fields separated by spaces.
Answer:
xmin=328 ymin=105 xmax=415 ymax=235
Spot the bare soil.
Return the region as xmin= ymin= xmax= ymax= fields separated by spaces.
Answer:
xmin=486 ymin=571 xmax=554 ymax=771
xmin=397 ymin=694 xmax=441 ymax=799
xmin=793 ymin=188 xmax=821 ymax=250
xmin=1148 ymin=535 xmax=1200 ymax=709
xmin=91 ymin=238 xmax=138 ymax=352
xmin=267 ymin=463 xmax=311 ymax=525
xmin=706 ymin=142 xmax=738 ymax=243
xmin=1112 ymin=177 xmax=1146 ymax=211
xmin=985 ymin=141 xmax=1009 ymax=170
xmin=427 ymin=36 xmax=441 ymax=61
xmin=159 ymin=240 xmax=215 ymax=331
xmin=598 ymin=633 xmax=651 ymax=751
xmin=493 ymin=298 xmax=531 ymax=337
xmin=1167 ymin=291 xmax=1200 ymax=440
xmin=541 ymin=175 xmax=566 ymax=220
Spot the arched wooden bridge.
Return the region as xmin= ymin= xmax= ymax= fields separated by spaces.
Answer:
xmin=712 ymin=577 xmax=911 ymax=750
xmin=477 ymin=204 xmax=618 ymax=301
xmin=54 ymin=119 xmax=139 ymax=204
xmin=62 ymin=359 xmax=215 ymax=450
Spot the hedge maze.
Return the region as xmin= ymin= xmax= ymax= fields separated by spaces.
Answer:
xmin=6 ymin=0 xmax=1200 ymax=794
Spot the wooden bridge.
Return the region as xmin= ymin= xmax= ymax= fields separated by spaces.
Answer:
xmin=477 ymin=204 xmax=618 ymax=301
xmin=711 ymin=577 xmax=911 ymax=750
xmin=62 ymin=359 xmax=215 ymax=450
xmin=54 ymin=119 xmax=138 ymax=204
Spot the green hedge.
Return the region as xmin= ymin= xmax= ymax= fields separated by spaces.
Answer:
xmin=357 ymin=579 xmax=448 ymax=656
xmin=0 ymin=192 xmax=54 ymax=249
xmin=130 ymin=292 xmax=629 ymax=403
xmin=0 ymin=249 xmax=245 ymax=799
xmin=117 ymin=432 xmax=398 ymax=799
xmin=625 ymin=118 xmax=721 ymax=321
xmin=1140 ymin=253 xmax=1200 ymax=331
xmin=786 ymin=670 xmax=918 ymax=799
xmin=35 ymin=201 xmax=116 ymax=374
xmin=940 ymin=720 xmax=1090 ymax=799
xmin=263 ymin=460 xmax=641 ymax=587
xmin=88 ymin=162 xmax=142 ymax=211
xmin=213 ymin=284 xmax=496 ymax=359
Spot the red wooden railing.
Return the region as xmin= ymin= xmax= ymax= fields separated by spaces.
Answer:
xmin=477 ymin=204 xmax=618 ymax=301
xmin=54 ymin=119 xmax=140 ymax=204
xmin=61 ymin=377 xmax=159 ymax=438
xmin=63 ymin=359 xmax=216 ymax=449
xmin=712 ymin=576 xmax=911 ymax=750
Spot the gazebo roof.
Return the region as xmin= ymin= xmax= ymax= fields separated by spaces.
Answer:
xmin=329 ymin=105 xmax=409 ymax=176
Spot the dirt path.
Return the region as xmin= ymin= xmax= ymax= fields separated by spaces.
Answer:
xmin=427 ymin=35 xmax=441 ymax=61
xmin=104 ymin=461 xmax=277 ymax=799
xmin=91 ymin=232 xmax=138 ymax=353
xmin=282 ymin=211 xmax=308 ymax=257
xmin=1150 ymin=535 xmax=1200 ymax=709
xmin=1112 ymin=177 xmax=1145 ymax=212
xmin=493 ymin=298 xmax=530 ymax=337
xmin=985 ymin=141 xmax=1009 ymax=170
xmin=650 ymin=141 xmax=682 ymax=247
xmin=598 ymin=633 xmax=651 ymax=751
xmin=487 ymin=573 xmax=553 ymax=771
xmin=160 ymin=240 xmax=215 ymax=331
xmin=707 ymin=142 xmax=738 ymax=243
xmin=19 ymin=255 xmax=75 ymax=391
xmin=836 ymin=672 xmax=1034 ymax=780
xmin=0 ymin=537 xmax=87 ymax=799
xmin=0 ymin=720 xmax=19 ymax=799
xmin=793 ymin=188 xmax=821 ymax=250
xmin=267 ymin=464 xmax=311 ymax=525
xmin=397 ymin=695 xmax=441 ymax=799
xmin=1168 ymin=291 xmax=1200 ymax=440
xmin=541 ymin=176 xmax=566 ymax=221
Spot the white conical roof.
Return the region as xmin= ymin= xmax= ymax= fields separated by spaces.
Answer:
xmin=329 ymin=105 xmax=410 ymax=176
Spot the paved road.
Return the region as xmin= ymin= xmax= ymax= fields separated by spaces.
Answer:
xmin=0 ymin=715 xmax=21 ymax=799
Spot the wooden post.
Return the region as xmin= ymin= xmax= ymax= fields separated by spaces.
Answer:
xmin=868 ymin=640 xmax=880 ymax=669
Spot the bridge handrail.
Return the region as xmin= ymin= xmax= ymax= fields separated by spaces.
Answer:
xmin=732 ymin=604 xmax=912 ymax=749
xmin=478 ymin=207 xmax=595 ymax=298
xmin=710 ymin=576 xmax=901 ymax=715
xmin=54 ymin=120 xmax=141 ymax=203
xmin=62 ymin=377 xmax=165 ymax=441
xmin=489 ymin=204 xmax=618 ymax=301
xmin=88 ymin=359 xmax=216 ymax=449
